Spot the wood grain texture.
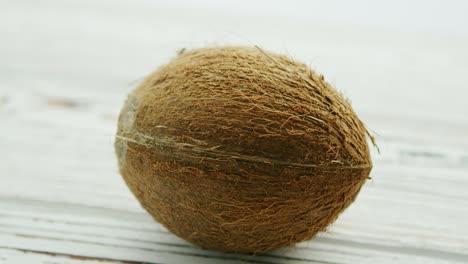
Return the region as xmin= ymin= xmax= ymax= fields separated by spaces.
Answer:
xmin=0 ymin=248 xmax=137 ymax=264
xmin=1 ymin=0 xmax=467 ymax=263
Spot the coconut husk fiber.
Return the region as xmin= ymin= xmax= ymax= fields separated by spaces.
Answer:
xmin=115 ymin=46 xmax=374 ymax=253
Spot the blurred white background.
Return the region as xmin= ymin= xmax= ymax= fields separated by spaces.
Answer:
xmin=2 ymin=0 xmax=468 ymax=122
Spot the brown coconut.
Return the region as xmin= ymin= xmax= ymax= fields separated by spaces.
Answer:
xmin=115 ymin=46 xmax=374 ymax=253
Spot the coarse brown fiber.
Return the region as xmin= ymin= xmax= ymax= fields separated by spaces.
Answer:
xmin=115 ymin=46 xmax=374 ymax=253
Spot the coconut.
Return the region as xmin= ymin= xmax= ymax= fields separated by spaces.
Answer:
xmin=115 ymin=46 xmax=374 ymax=253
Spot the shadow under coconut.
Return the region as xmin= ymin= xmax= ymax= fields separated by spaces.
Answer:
xmin=171 ymin=239 xmax=325 ymax=264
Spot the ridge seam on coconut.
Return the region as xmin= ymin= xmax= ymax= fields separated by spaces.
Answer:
xmin=116 ymin=133 xmax=372 ymax=169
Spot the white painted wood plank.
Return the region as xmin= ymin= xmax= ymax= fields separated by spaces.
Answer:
xmin=0 ymin=248 xmax=133 ymax=264
xmin=1 ymin=0 xmax=467 ymax=263
xmin=0 ymin=198 xmax=464 ymax=264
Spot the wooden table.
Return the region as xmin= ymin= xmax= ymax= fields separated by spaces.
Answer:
xmin=1 ymin=1 xmax=467 ymax=263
